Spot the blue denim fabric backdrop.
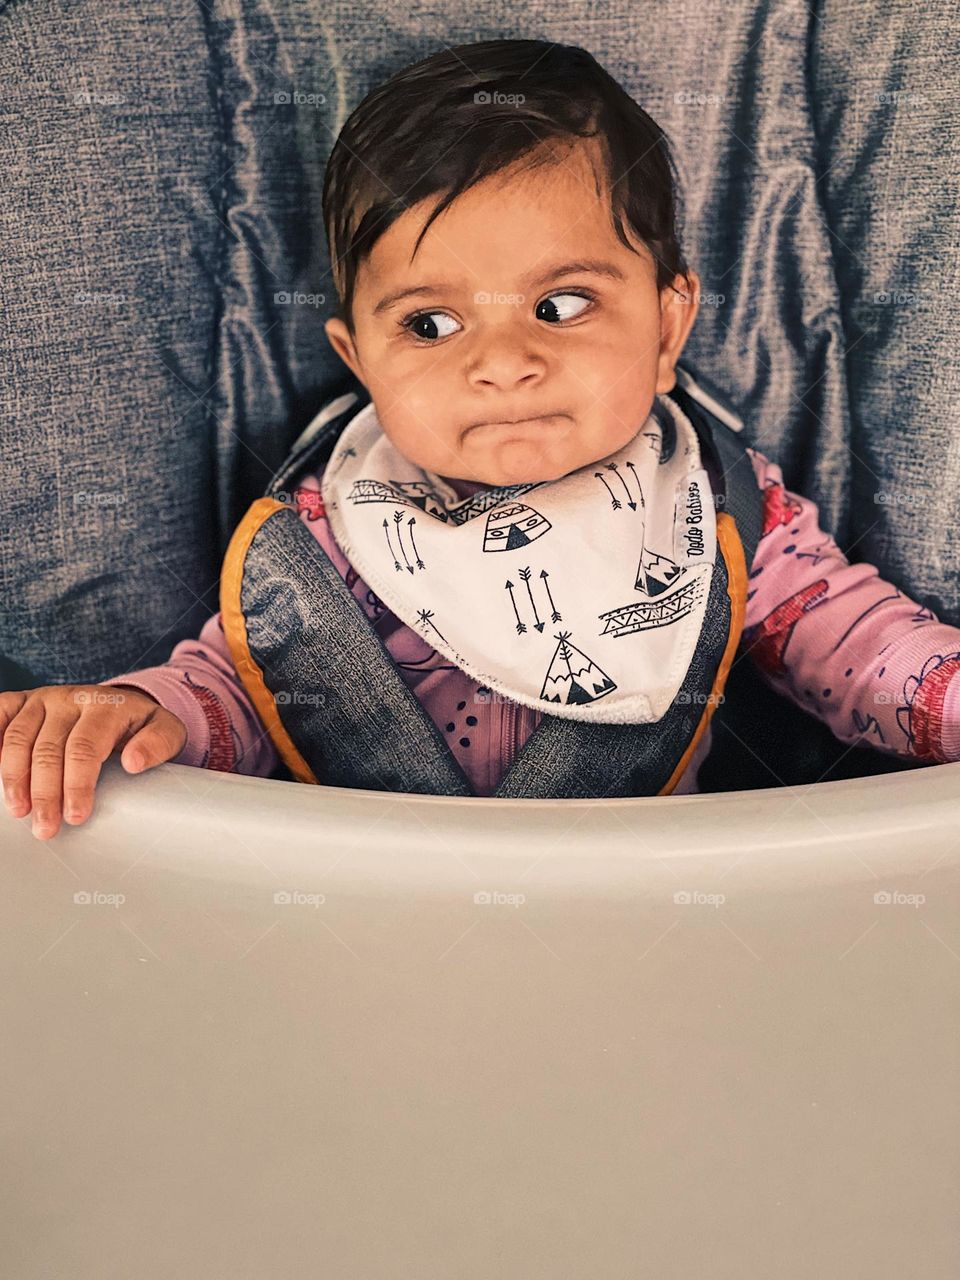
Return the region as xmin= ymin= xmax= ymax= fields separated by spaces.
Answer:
xmin=0 ymin=0 xmax=957 ymax=783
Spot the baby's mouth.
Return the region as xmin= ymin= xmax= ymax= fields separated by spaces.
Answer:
xmin=467 ymin=412 xmax=569 ymax=434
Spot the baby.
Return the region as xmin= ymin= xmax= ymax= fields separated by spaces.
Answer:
xmin=3 ymin=38 xmax=960 ymax=839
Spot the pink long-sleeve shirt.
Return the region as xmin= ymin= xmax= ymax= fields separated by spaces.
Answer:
xmin=100 ymin=446 xmax=960 ymax=793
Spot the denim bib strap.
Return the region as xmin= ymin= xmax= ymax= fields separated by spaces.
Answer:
xmin=224 ymin=500 xmax=474 ymax=795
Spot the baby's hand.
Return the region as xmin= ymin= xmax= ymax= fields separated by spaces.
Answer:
xmin=0 ymin=684 xmax=187 ymax=840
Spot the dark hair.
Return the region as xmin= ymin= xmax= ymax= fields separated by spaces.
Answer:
xmin=322 ymin=38 xmax=690 ymax=334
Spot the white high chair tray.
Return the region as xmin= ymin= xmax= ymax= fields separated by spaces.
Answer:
xmin=2 ymin=758 xmax=959 ymax=1278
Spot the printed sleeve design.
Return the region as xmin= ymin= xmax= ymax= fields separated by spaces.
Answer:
xmin=100 ymin=612 xmax=279 ymax=776
xmin=739 ymin=448 xmax=960 ymax=764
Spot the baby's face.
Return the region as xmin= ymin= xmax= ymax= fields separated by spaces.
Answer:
xmin=325 ymin=140 xmax=701 ymax=488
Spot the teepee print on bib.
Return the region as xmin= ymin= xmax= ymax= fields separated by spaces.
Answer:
xmin=321 ymin=394 xmax=718 ymax=725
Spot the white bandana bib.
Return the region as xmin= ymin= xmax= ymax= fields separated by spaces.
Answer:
xmin=321 ymin=394 xmax=718 ymax=724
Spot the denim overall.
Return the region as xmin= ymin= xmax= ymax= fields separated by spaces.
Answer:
xmin=219 ymin=365 xmax=763 ymax=799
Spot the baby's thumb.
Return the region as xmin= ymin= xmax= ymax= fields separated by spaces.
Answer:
xmin=120 ymin=709 xmax=188 ymax=773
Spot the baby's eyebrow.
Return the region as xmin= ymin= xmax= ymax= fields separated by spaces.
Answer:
xmin=372 ymin=258 xmax=626 ymax=316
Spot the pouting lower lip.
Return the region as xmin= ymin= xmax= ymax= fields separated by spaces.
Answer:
xmin=472 ymin=414 xmax=566 ymax=430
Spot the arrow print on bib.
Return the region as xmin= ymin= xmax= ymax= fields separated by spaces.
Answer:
xmin=330 ymin=445 xmax=358 ymax=476
xmin=417 ymin=609 xmax=449 ymax=647
xmin=595 ymin=460 xmax=644 ymax=512
xmin=383 ymin=508 xmax=425 ymax=573
xmin=505 ymin=567 xmax=562 ymax=635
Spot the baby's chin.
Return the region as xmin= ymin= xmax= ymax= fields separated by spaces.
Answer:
xmin=469 ymin=439 xmax=592 ymax=488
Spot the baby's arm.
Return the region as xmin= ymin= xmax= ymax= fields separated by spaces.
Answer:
xmin=737 ymin=448 xmax=960 ymax=765
xmin=100 ymin=611 xmax=280 ymax=777
xmin=104 ymin=471 xmax=356 ymax=780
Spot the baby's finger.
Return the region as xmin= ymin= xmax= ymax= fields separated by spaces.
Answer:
xmin=120 ymin=707 xmax=187 ymax=773
xmin=29 ymin=707 xmax=81 ymax=840
xmin=0 ymin=690 xmax=28 ymax=747
xmin=61 ymin=713 xmax=121 ymax=827
xmin=0 ymin=696 xmax=44 ymax=819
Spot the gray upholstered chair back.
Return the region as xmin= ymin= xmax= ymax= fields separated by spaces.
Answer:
xmin=1 ymin=0 xmax=956 ymax=781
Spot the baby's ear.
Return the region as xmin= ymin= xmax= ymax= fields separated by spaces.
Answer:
xmin=655 ymin=270 xmax=700 ymax=393
xmin=324 ymin=317 xmax=365 ymax=384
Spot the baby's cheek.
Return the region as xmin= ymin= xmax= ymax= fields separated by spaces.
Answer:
xmin=378 ymin=402 xmax=459 ymax=470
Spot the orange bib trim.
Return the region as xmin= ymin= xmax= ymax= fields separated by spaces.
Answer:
xmin=220 ymin=497 xmax=320 ymax=785
xmin=657 ymin=511 xmax=749 ymax=795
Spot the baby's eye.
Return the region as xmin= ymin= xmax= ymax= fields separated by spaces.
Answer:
xmin=535 ymin=292 xmax=593 ymax=323
xmin=402 ymin=312 xmax=462 ymax=341
xmin=400 ymin=290 xmax=594 ymax=342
